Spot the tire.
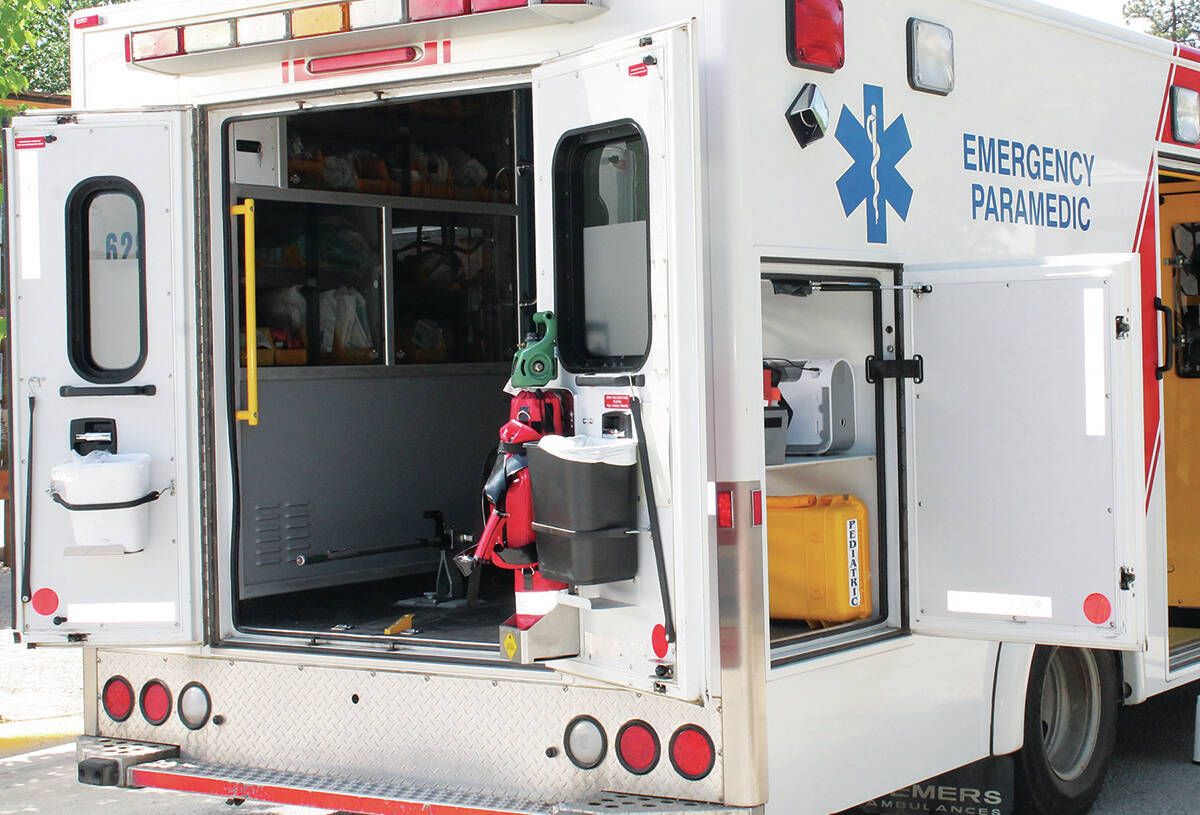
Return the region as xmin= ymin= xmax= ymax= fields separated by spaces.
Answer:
xmin=1014 ymin=646 xmax=1120 ymax=815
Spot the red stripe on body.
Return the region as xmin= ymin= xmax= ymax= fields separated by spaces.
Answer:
xmin=128 ymin=767 xmax=533 ymax=815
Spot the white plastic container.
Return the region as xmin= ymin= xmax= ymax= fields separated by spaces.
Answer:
xmin=50 ymin=451 xmax=153 ymax=553
xmin=779 ymin=358 xmax=856 ymax=455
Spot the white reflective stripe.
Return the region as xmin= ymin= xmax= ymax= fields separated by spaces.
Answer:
xmin=1082 ymin=287 xmax=1107 ymax=437
xmin=17 ymin=149 xmax=41 ymax=280
xmin=67 ymin=602 xmax=176 ymax=624
xmin=514 ymin=590 xmax=563 ymax=617
xmin=946 ymin=590 xmax=1052 ymax=619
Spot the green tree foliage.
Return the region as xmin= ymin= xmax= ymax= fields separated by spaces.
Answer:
xmin=1124 ymin=0 xmax=1200 ymax=45
xmin=5 ymin=0 xmax=131 ymax=99
xmin=0 ymin=0 xmax=50 ymax=118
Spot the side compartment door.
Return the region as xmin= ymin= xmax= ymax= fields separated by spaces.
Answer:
xmin=532 ymin=25 xmax=709 ymax=699
xmin=906 ymin=256 xmax=1145 ymax=648
xmin=6 ymin=110 xmax=198 ymax=645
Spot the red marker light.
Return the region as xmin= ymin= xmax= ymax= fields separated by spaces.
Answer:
xmin=307 ymin=46 xmax=420 ymax=74
xmin=716 ymin=491 xmax=734 ymax=529
xmin=669 ymin=725 xmax=715 ymax=780
xmin=74 ymin=14 xmax=101 ymax=29
xmin=102 ymin=676 xmax=134 ymax=722
xmin=140 ymin=680 xmax=172 ymax=726
xmin=787 ymin=0 xmax=845 ymax=72
xmin=616 ymin=720 xmax=660 ymax=775
xmin=751 ymin=489 xmax=763 ymax=526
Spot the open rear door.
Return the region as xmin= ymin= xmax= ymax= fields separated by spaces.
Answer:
xmin=5 ymin=110 xmax=198 ymax=645
xmin=531 ymin=25 xmax=709 ymax=700
xmin=906 ymin=256 xmax=1144 ymax=649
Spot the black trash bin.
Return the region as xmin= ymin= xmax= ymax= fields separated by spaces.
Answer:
xmin=526 ymin=436 xmax=639 ymax=585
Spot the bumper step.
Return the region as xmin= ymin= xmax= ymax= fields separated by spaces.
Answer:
xmin=102 ymin=750 xmax=753 ymax=815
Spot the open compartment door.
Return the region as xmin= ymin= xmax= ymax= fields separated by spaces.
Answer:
xmin=906 ymin=256 xmax=1145 ymax=649
xmin=5 ymin=110 xmax=198 ymax=645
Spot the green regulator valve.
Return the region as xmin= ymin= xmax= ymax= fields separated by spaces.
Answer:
xmin=511 ymin=311 xmax=558 ymax=388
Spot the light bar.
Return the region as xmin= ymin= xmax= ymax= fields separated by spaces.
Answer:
xmin=472 ymin=0 xmax=528 ymax=10
xmin=307 ymin=45 xmax=420 ymax=73
xmin=184 ymin=20 xmax=235 ymax=53
xmin=130 ymin=27 xmax=183 ymax=60
xmin=292 ymin=3 xmax=350 ymax=37
xmin=408 ymin=0 xmax=469 ymax=21
xmin=349 ymin=0 xmax=406 ymax=28
xmin=236 ymin=12 xmax=289 ymax=45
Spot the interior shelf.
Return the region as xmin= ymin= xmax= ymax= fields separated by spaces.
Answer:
xmin=767 ymin=453 xmax=877 ymax=472
xmin=234 ymin=183 xmax=519 ymax=217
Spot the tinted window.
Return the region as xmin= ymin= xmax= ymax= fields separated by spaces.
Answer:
xmin=67 ymin=178 xmax=147 ymax=382
xmin=554 ymin=123 xmax=650 ymax=371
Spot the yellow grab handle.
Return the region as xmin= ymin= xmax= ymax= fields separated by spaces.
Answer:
xmin=232 ymin=199 xmax=259 ymax=427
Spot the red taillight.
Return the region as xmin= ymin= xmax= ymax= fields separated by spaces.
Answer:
xmin=74 ymin=14 xmax=101 ymax=29
xmin=751 ymin=489 xmax=763 ymax=526
xmin=102 ymin=676 xmax=134 ymax=722
xmin=716 ymin=491 xmax=734 ymax=529
xmin=669 ymin=725 xmax=715 ymax=781
xmin=472 ymin=0 xmax=527 ymax=10
xmin=139 ymin=680 xmax=172 ymax=726
xmin=408 ymin=0 xmax=470 ymax=20
xmin=787 ymin=0 xmax=845 ymax=72
xmin=616 ymin=720 xmax=660 ymax=775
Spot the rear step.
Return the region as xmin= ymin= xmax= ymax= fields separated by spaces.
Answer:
xmin=79 ymin=737 xmax=754 ymax=815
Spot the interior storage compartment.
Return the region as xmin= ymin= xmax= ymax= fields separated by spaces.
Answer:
xmin=760 ymin=269 xmax=891 ymax=648
xmin=229 ymin=90 xmax=535 ymax=649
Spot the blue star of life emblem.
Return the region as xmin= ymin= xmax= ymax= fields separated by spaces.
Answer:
xmin=835 ymin=85 xmax=913 ymax=244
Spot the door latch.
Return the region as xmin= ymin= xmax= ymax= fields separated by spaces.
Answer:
xmin=865 ymin=355 xmax=925 ymax=384
xmin=1115 ymin=316 xmax=1131 ymax=340
xmin=1120 ymin=567 xmax=1135 ymax=590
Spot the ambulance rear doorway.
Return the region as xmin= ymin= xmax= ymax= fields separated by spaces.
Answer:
xmin=222 ymin=87 xmax=535 ymax=652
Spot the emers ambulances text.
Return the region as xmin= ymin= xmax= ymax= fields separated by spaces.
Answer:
xmin=964 ymin=134 xmax=1095 ymax=231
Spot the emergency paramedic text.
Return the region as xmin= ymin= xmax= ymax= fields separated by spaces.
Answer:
xmin=963 ymin=133 xmax=1095 ymax=231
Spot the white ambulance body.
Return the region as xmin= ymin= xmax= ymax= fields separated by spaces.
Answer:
xmin=5 ymin=0 xmax=1200 ymax=812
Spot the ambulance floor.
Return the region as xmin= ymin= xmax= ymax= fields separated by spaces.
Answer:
xmin=238 ymin=574 xmax=514 ymax=646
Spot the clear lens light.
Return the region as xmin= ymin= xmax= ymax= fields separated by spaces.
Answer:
xmin=183 ymin=20 xmax=235 ymax=52
xmin=130 ymin=28 xmax=182 ymax=60
xmin=236 ymin=13 xmax=288 ymax=45
xmin=566 ymin=718 xmax=605 ymax=768
xmin=1175 ymin=86 xmax=1200 ymax=144
xmin=910 ymin=18 xmax=955 ymax=95
xmin=178 ymin=685 xmax=211 ymax=728
xmin=349 ymin=0 xmax=405 ymax=28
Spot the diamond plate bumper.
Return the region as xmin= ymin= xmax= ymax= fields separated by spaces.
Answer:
xmin=124 ymin=758 xmax=758 ymax=815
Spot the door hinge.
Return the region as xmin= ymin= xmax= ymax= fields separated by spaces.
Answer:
xmin=1120 ymin=567 xmax=1135 ymax=590
xmin=865 ymin=354 xmax=925 ymax=384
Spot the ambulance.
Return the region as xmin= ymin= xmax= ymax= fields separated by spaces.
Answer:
xmin=4 ymin=0 xmax=1199 ymax=813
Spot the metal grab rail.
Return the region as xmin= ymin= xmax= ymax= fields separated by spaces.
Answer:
xmin=231 ymin=199 xmax=259 ymax=426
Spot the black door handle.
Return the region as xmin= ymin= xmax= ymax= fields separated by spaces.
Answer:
xmin=1156 ymin=297 xmax=1174 ymax=380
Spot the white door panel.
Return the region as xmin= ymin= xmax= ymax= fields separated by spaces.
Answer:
xmin=907 ymin=256 xmax=1144 ymax=649
xmin=6 ymin=110 xmax=197 ymax=645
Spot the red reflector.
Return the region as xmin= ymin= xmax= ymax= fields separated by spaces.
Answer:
xmin=616 ymin=720 xmax=661 ymax=775
xmin=752 ymin=489 xmax=763 ymax=526
xmin=409 ymin=0 xmax=469 ymax=20
xmin=472 ymin=0 xmax=527 ymax=10
xmin=102 ymin=676 xmax=134 ymax=722
xmin=307 ymin=46 xmax=420 ymax=74
xmin=787 ymin=0 xmax=845 ymax=72
xmin=669 ymin=725 xmax=715 ymax=780
xmin=30 ymin=587 xmax=59 ymax=614
xmin=140 ymin=680 xmax=172 ymax=726
xmin=74 ymin=14 xmax=101 ymax=29
xmin=716 ymin=491 xmax=734 ymax=529
xmin=1084 ymin=593 xmax=1112 ymax=625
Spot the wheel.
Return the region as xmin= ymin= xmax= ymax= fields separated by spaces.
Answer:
xmin=1014 ymin=646 xmax=1120 ymax=815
